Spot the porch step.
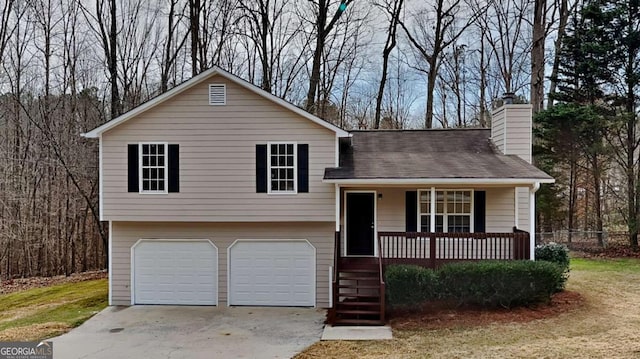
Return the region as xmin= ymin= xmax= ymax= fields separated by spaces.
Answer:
xmin=336 ymin=309 xmax=380 ymax=315
xmin=338 ymin=275 xmax=379 ymax=281
xmin=338 ymin=284 xmax=380 ymax=289
xmin=332 ymin=318 xmax=384 ymax=326
xmin=337 ymin=293 xmax=380 ymax=298
xmin=338 ymin=268 xmax=378 ymax=273
xmin=337 ymin=301 xmax=380 ymax=307
xmin=331 ymin=255 xmax=385 ymax=326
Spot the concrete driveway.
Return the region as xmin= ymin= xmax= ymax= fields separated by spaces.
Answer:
xmin=52 ymin=306 xmax=325 ymax=359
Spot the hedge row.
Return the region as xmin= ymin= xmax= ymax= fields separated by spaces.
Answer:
xmin=385 ymin=259 xmax=567 ymax=310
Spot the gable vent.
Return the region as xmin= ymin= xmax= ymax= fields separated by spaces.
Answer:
xmin=209 ymin=84 xmax=226 ymax=105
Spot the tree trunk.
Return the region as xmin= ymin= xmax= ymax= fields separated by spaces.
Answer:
xmin=531 ymin=0 xmax=546 ymax=113
xmin=305 ymin=3 xmax=327 ymax=114
xmin=548 ymin=0 xmax=569 ymax=105
xmin=592 ymin=156 xmax=604 ymax=246
xmin=305 ymin=0 xmax=350 ymax=115
xmin=108 ymin=0 xmax=120 ymax=118
xmin=425 ymin=58 xmax=438 ymax=128
xmin=568 ymin=159 xmax=577 ymax=243
xmin=374 ymin=0 xmax=403 ymax=129
xmin=189 ymin=0 xmax=200 ymax=77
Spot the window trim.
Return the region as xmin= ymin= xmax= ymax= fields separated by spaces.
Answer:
xmin=417 ymin=188 xmax=474 ymax=233
xmin=267 ymin=141 xmax=298 ymax=195
xmin=139 ymin=142 xmax=169 ymax=195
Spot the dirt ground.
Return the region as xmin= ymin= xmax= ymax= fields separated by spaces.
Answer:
xmin=0 ymin=271 xmax=107 ymax=295
xmin=297 ymin=259 xmax=640 ymax=358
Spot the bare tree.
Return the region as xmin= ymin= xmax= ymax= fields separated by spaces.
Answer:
xmin=196 ymin=0 xmax=244 ymax=74
xmin=159 ymin=0 xmax=190 ymax=93
xmin=81 ymin=0 xmax=121 ymax=118
xmin=480 ymin=0 xmax=533 ymax=97
xmin=239 ymin=0 xmax=302 ymax=93
xmin=547 ymin=0 xmax=575 ymax=104
xmin=0 ymin=0 xmax=16 ymax=64
xmin=400 ymin=0 xmax=485 ymax=128
xmin=303 ymin=0 xmax=352 ymax=114
xmin=373 ymin=0 xmax=404 ymax=129
xmin=116 ymin=0 xmax=160 ymax=111
xmin=317 ymin=3 xmax=370 ymax=121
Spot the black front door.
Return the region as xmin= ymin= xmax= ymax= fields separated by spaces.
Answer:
xmin=346 ymin=192 xmax=375 ymax=256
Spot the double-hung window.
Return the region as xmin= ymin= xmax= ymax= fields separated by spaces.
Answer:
xmin=140 ymin=143 xmax=168 ymax=193
xmin=419 ymin=190 xmax=472 ymax=232
xmin=268 ymin=142 xmax=297 ymax=193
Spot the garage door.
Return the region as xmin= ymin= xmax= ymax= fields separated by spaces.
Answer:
xmin=133 ymin=240 xmax=218 ymax=305
xmin=229 ymin=240 xmax=315 ymax=306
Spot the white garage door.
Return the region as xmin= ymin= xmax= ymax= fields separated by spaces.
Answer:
xmin=229 ymin=240 xmax=315 ymax=306
xmin=133 ymin=240 xmax=218 ymax=305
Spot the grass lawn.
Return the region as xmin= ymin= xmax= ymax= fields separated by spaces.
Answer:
xmin=0 ymin=279 xmax=108 ymax=341
xmin=297 ymin=258 xmax=640 ymax=359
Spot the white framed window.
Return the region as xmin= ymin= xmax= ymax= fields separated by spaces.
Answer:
xmin=139 ymin=143 xmax=168 ymax=194
xmin=268 ymin=142 xmax=297 ymax=194
xmin=419 ymin=189 xmax=473 ymax=232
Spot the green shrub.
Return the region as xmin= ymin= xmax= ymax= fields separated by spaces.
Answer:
xmin=437 ymin=260 xmax=565 ymax=308
xmin=385 ymin=264 xmax=438 ymax=309
xmin=535 ymin=242 xmax=570 ymax=270
xmin=535 ymin=243 xmax=570 ymax=292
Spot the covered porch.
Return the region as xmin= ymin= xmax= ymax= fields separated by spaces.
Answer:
xmin=325 ymin=184 xmax=539 ymax=326
xmin=333 ymin=185 xmax=538 ymax=266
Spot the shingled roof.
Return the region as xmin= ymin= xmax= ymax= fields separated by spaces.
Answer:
xmin=323 ymin=129 xmax=553 ymax=183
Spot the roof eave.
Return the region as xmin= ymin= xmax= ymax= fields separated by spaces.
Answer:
xmin=322 ymin=177 xmax=555 ymax=185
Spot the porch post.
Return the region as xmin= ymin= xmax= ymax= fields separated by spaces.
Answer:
xmin=430 ymin=187 xmax=436 ymax=232
xmin=335 ymin=184 xmax=340 ymax=232
xmin=514 ymin=187 xmax=519 ymax=228
xmin=529 ymin=182 xmax=540 ymax=260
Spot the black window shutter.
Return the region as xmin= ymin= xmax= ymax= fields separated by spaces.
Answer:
xmin=298 ymin=144 xmax=309 ymax=193
xmin=474 ymin=191 xmax=486 ymax=232
xmin=256 ymin=144 xmax=267 ymax=193
xmin=168 ymin=144 xmax=180 ymax=193
xmin=127 ymin=144 xmax=139 ymax=192
xmin=405 ymin=191 xmax=417 ymax=232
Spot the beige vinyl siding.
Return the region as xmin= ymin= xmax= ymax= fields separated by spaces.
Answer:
xmin=101 ymin=74 xmax=336 ymax=222
xmin=485 ymin=187 xmax=516 ymax=232
xmin=490 ymin=104 xmax=532 ymax=163
xmin=111 ymin=221 xmax=334 ymax=307
xmin=342 ymin=187 xmax=516 ymax=233
xmin=504 ymin=106 xmax=532 ymax=163
xmin=491 ymin=106 xmax=506 ymax=154
xmin=516 ymin=187 xmax=531 ymax=231
xmin=376 ymin=188 xmax=407 ymax=232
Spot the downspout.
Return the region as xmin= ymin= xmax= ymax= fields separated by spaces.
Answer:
xmin=530 ymin=182 xmax=541 ymax=260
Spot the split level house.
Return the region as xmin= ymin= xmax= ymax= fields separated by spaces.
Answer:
xmin=83 ymin=67 xmax=554 ymax=325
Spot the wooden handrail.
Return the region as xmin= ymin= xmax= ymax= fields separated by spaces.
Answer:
xmin=378 ymin=231 xmax=530 ymax=266
xmin=329 ymin=231 xmax=340 ymax=323
xmin=376 ymin=228 xmax=386 ymax=323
